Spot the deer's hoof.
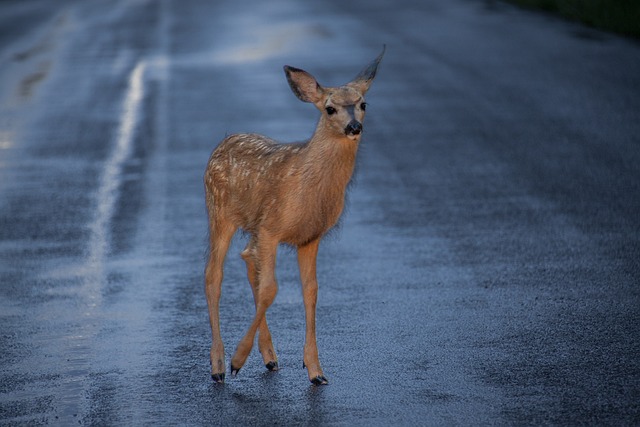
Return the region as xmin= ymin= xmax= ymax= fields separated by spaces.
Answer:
xmin=211 ymin=372 xmax=225 ymax=383
xmin=230 ymin=364 xmax=241 ymax=377
xmin=310 ymin=375 xmax=329 ymax=386
xmin=265 ymin=361 xmax=279 ymax=371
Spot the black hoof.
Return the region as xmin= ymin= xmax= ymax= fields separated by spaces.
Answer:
xmin=211 ymin=372 xmax=225 ymax=383
xmin=265 ymin=361 xmax=279 ymax=371
xmin=310 ymin=375 xmax=329 ymax=386
xmin=230 ymin=364 xmax=241 ymax=377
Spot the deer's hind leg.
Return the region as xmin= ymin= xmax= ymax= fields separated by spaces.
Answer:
xmin=205 ymin=206 xmax=236 ymax=383
xmin=241 ymin=238 xmax=279 ymax=371
xmin=231 ymin=233 xmax=278 ymax=375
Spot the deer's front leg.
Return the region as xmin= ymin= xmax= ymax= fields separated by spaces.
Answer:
xmin=298 ymin=239 xmax=328 ymax=385
xmin=242 ymin=240 xmax=278 ymax=371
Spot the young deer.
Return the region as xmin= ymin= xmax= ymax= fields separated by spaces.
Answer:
xmin=204 ymin=47 xmax=384 ymax=385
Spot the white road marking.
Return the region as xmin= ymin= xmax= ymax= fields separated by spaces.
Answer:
xmin=88 ymin=61 xmax=146 ymax=271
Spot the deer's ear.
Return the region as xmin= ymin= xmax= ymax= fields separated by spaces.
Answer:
xmin=284 ymin=66 xmax=324 ymax=104
xmin=348 ymin=45 xmax=385 ymax=94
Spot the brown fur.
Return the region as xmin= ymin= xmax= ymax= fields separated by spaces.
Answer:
xmin=204 ymin=47 xmax=384 ymax=385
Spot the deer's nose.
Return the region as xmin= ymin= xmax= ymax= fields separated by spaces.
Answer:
xmin=345 ymin=120 xmax=362 ymax=136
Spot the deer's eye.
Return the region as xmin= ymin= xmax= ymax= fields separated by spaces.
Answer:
xmin=360 ymin=102 xmax=367 ymax=111
xmin=325 ymin=106 xmax=337 ymax=115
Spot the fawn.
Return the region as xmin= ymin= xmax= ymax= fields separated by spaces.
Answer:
xmin=204 ymin=47 xmax=384 ymax=385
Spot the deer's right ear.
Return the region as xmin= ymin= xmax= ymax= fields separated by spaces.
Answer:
xmin=284 ymin=66 xmax=324 ymax=104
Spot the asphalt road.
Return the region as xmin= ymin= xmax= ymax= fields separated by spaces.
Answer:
xmin=1 ymin=0 xmax=639 ymax=425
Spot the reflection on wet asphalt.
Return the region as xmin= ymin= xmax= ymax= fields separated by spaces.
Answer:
xmin=1 ymin=0 xmax=639 ymax=425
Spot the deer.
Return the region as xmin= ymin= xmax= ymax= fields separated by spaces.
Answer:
xmin=203 ymin=47 xmax=384 ymax=385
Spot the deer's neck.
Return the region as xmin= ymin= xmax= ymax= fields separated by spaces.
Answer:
xmin=303 ymin=121 xmax=359 ymax=192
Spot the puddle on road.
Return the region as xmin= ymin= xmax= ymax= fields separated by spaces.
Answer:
xmin=0 ymin=130 xmax=15 ymax=150
xmin=213 ymin=22 xmax=331 ymax=65
xmin=19 ymin=61 xmax=51 ymax=97
xmin=7 ymin=11 xmax=70 ymax=103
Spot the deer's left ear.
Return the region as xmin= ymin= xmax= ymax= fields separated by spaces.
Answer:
xmin=348 ymin=45 xmax=385 ymax=94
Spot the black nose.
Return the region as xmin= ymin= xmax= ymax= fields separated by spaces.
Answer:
xmin=345 ymin=120 xmax=362 ymax=136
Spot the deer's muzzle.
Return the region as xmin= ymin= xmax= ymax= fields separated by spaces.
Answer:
xmin=345 ymin=120 xmax=362 ymax=136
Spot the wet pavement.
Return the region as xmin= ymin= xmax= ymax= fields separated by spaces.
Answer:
xmin=1 ymin=0 xmax=640 ymax=425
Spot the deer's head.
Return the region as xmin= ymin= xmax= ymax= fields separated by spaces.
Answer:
xmin=284 ymin=46 xmax=385 ymax=141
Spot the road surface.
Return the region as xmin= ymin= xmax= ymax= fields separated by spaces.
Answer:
xmin=1 ymin=0 xmax=639 ymax=425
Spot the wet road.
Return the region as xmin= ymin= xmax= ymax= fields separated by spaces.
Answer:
xmin=1 ymin=0 xmax=640 ymax=425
